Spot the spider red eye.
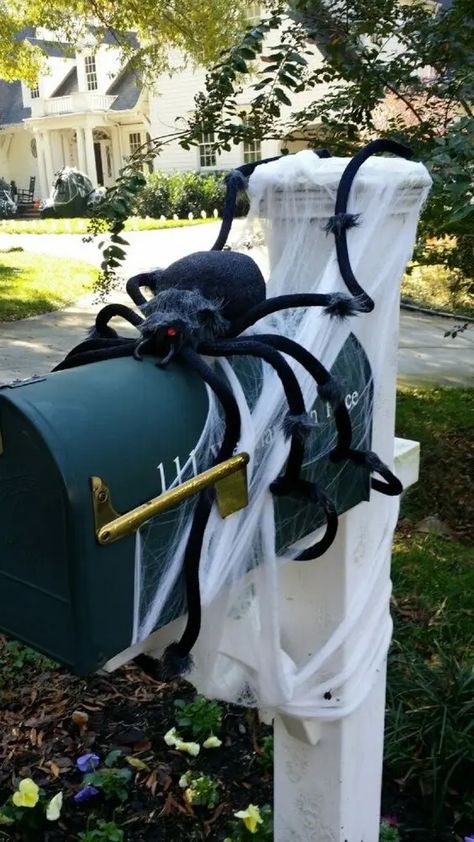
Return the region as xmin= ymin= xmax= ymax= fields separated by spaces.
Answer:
xmin=166 ymin=327 xmax=178 ymax=337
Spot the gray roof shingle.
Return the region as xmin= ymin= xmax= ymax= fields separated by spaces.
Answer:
xmin=0 ymin=81 xmax=31 ymax=126
xmin=107 ymin=65 xmax=142 ymax=111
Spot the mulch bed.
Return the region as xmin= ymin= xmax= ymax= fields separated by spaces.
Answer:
xmin=0 ymin=657 xmax=272 ymax=840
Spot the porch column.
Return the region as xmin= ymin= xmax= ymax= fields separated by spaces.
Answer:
xmin=34 ymin=132 xmax=48 ymax=199
xmin=110 ymin=126 xmax=122 ymax=178
xmin=42 ymin=131 xmax=55 ymax=193
xmin=76 ymin=127 xmax=87 ymax=173
xmin=84 ymin=125 xmax=97 ymax=185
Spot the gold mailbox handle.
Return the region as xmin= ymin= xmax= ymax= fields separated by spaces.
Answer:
xmin=91 ymin=452 xmax=249 ymax=546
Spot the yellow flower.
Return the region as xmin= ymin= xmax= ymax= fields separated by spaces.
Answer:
xmin=164 ymin=727 xmax=179 ymax=746
xmin=12 ymin=779 xmax=40 ymax=809
xmin=203 ymin=735 xmax=222 ymax=749
xmin=234 ymin=804 xmax=263 ymax=834
xmin=183 ymin=787 xmax=194 ymax=805
xmin=46 ymin=792 xmax=63 ymax=821
xmin=175 ymin=739 xmax=200 ymax=757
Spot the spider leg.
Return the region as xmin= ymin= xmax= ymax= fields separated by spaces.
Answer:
xmin=250 ymin=334 xmax=353 ymax=457
xmin=53 ymin=339 xmax=135 ymax=371
xmin=200 ymin=337 xmax=308 ymax=489
xmin=126 ymin=271 xmax=160 ymax=308
xmin=253 ymin=334 xmax=402 ymax=499
xmin=200 ymin=337 xmax=339 ymax=560
xmin=328 ymin=138 xmax=413 ymax=313
xmin=230 ymin=291 xmax=363 ymax=336
xmin=161 ymin=344 xmax=242 ymax=679
xmin=92 ymin=303 xmax=144 ymax=339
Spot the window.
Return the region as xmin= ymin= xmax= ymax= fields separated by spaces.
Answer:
xmin=129 ymin=132 xmax=142 ymax=156
xmin=30 ymin=86 xmax=40 ymax=99
xmin=84 ymin=55 xmax=98 ymax=91
xmin=199 ymin=132 xmax=217 ymax=168
xmin=243 ymin=139 xmax=262 ymax=164
xmin=246 ymin=3 xmax=261 ymax=23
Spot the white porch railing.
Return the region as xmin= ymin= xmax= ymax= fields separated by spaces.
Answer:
xmin=30 ymin=93 xmax=117 ymax=117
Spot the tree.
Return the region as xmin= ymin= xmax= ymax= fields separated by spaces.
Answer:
xmin=188 ymin=0 xmax=473 ymax=279
xmin=0 ymin=0 xmax=248 ymax=83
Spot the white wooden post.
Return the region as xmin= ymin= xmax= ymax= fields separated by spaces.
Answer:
xmin=272 ymin=437 xmax=419 ymax=842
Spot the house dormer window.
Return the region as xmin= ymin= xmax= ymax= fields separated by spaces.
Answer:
xmin=30 ymin=86 xmax=40 ymax=99
xmin=84 ymin=55 xmax=98 ymax=91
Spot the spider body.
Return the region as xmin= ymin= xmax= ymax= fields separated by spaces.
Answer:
xmin=128 ymin=250 xmax=266 ymax=322
xmin=55 ymin=139 xmax=408 ymax=677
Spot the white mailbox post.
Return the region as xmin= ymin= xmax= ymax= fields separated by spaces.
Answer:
xmin=105 ymin=151 xmax=430 ymax=842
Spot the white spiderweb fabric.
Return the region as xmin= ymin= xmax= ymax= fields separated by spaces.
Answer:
xmin=133 ymin=151 xmax=431 ymax=720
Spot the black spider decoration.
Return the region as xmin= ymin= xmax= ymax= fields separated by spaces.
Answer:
xmin=55 ymin=139 xmax=410 ymax=677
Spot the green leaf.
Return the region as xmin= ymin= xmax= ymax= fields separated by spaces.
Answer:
xmin=105 ymin=750 xmax=124 ymax=768
xmin=274 ymin=88 xmax=292 ymax=106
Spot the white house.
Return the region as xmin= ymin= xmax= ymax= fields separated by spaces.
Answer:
xmin=0 ymin=28 xmax=153 ymax=200
xmin=0 ymin=19 xmax=329 ymax=201
xmin=0 ymin=0 xmax=452 ymax=204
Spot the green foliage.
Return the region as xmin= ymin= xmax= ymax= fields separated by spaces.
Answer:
xmin=257 ymin=735 xmax=274 ymax=774
xmin=1 ymin=1 xmax=248 ymax=84
xmin=190 ymin=0 xmax=473 ymax=275
xmin=174 ymin=695 xmax=223 ymax=742
xmin=379 ymin=820 xmax=400 ymax=842
xmin=133 ymin=170 xmax=249 ymax=220
xmin=385 ymin=646 xmax=473 ymax=833
xmin=0 ymin=638 xmax=54 ymax=692
xmin=179 ymin=771 xmax=220 ymax=809
xmin=87 ymin=146 xmax=151 ymax=297
xmin=386 ymin=386 xmax=474 ymax=837
xmin=79 ymin=819 xmax=125 ymax=842
xmin=82 ymin=769 xmax=132 ymax=803
xmin=401 ymin=259 xmax=474 ymax=317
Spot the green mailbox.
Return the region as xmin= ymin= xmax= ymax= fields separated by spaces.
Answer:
xmin=0 ymin=357 xmax=209 ymax=674
xmin=0 ymin=334 xmax=372 ymax=675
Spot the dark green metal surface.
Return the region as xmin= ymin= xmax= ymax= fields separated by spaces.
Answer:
xmin=0 ymin=357 xmax=209 ymax=673
xmin=0 ymin=335 xmax=372 ymax=675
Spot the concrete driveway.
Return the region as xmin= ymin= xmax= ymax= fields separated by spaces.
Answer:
xmin=0 ymin=224 xmax=472 ymax=385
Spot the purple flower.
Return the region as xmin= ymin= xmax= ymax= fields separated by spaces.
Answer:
xmin=76 ymin=753 xmax=100 ymax=773
xmin=382 ymin=817 xmax=399 ymax=827
xmin=464 ymin=837 xmax=474 ymax=842
xmin=74 ymin=785 xmax=99 ymax=803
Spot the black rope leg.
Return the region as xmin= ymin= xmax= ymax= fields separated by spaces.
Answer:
xmin=254 ymin=335 xmax=403 ymax=500
xmin=252 ymin=333 xmax=353 ymax=457
xmin=200 ymin=337 xmax=309 ymax=489
xmin=92 ymin=303 xmax=144 ymax=338
xmin=230 ymin=291 xmax=364 ymax=337
xmin=159 ymin=344 xmax=242 ymax=678
xmin=200 ymin=337 xmax=339 ymax=560
xmin=126 ymin=271 xmax=160 ymax=308
xmin=53 ymin=339 xmax=136 ymax=371
xmin=329 ymin=138 xmax=413 ymax=313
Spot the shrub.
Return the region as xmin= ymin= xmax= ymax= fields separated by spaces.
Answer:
xmin=174 ymin=695 xmax=223 ymax=742
xmin=133 ymin=170 xmax=249 ymax=219
xmin=385 ymin=642 xmax=474 ymax=834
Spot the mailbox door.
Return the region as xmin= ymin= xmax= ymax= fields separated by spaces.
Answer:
xmin=0 ymin=357 xmax=209 ymax=673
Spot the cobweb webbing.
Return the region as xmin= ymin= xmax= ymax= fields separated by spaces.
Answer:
xmin=133 ymin=151 xmax=431 ymax=719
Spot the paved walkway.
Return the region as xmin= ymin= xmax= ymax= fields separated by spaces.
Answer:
xmin=0 ymin=224 xmax=472 ymax=385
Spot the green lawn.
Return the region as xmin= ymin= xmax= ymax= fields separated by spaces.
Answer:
xmin=384 ymin=386 xmax=474 ymax=839
xmin=0 ymin=216 xmax=215 ymax=236
xmin=0 ymin=250 xmax=97 ymax=320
